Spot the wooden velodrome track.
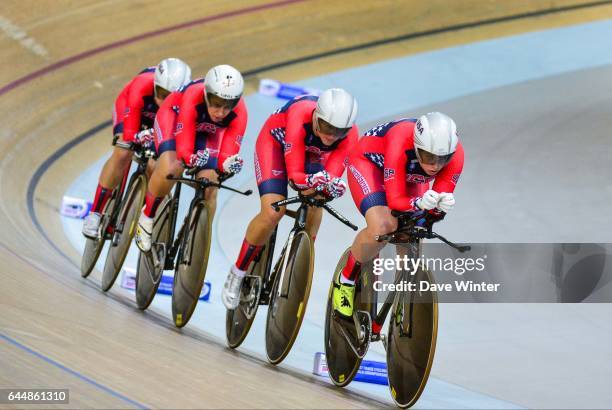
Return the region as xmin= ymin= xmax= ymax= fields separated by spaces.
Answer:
xmin=2 ymin=1 xmax=611 ymax=408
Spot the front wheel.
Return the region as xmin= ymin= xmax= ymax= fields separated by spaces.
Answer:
xmin=265 ymin=230 xmax=314 ymax=365
xmin=386 ymin=268 xmax=438 ymax=408
xmin=325 ymin=249 xmax=375 ymax=387
xmin=80 ymin=196 xmax=117 ymax=278
xmin=101 ymin=174 xmax=147 ymax=291
xmin=172 ymin=200 xmax=212 ymax=328
xmin=135 ymin=197 xmax=172 ymax=310
xmin=225 ymin=232 xmax=275 ymax=349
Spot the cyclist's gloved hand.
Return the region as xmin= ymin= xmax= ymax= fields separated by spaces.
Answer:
xmin=187 ymin=149 xmax=210 ymax=168
xmin=414 ymin=189 xmax=439 ymax=210
xmin=306 ymin=171 xmax=331 ymax=192
xmin=134 ymin=128 xmax=154 ymax=148
xmin=437 ymin=192 xmax=455 ymax=213
xmin=221 ymin=154 xmax=243 ymax=175
xmin=326 ymin=177 xmax=347 ymax=199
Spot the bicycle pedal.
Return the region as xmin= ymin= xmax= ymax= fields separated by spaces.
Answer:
xmin=371 ymin=331 xmax=386 ymax=347
xmin=240 ymin=276 xmax=261 ymax=303
xmin=336 ymin=318 xmax=370 ymax=359
xmin=331 ymin=309 xmax=354 ymax=324
xmin=259 ymin=289 xmax=271 ymax=306
xmin=151 ymin=243 xmax=167 ymax=270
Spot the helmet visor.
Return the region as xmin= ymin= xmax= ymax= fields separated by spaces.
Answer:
xmin=416 ymin=148 xmax=454 ymax=167
xmin=154 ymin=85 xmax=171 ymax=101
xmin=205 ymin=92 xmax=240 ymax=110
xmin=317 ymin=118 xmax=351 ymax=138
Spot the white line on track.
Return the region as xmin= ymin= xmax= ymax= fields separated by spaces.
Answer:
xmin=0 ymin=15 xmax=49 ymax=59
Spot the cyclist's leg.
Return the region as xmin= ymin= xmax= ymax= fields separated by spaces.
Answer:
xmin=197 ymin=168 xmax=219 ymax=216
xmin=243 ymin=193 xmax=286 ymax=247
xmin=305 ymin=206 xmax=322 ymax=240
xmin=99 ymin=139 xmax=132 ymax=187
xmin=223 ymin=192 xmax=286 ymax=309
xmin=242 ymin=119 xmax=288 ymax=251
xmin=145 ymin=157 xmax=156 ymax=179
xmin=136 ymin=141 xmax=182 ymax=251
xmin=83 ymin=131 xmax=131 ymax=237
xmin=346 ymin=155 xmax=395 ymax=267
xmin=333 ymin=155 xmax=396 ymax=317
xmin=141 ymin=91 xmax=184 ymax=219
xmin=222 ymin=120 xmax=286 ymax=308
xmin=146 ymin=151 xmax=182 ymax=202
xmin=89 ymin=94 xmax=131 ymax=217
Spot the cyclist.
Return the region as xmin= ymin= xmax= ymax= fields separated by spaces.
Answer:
xmin=134 ymin=64 xmax=247 ymax=252
xmin=222 ymin=88 xmax=359 ymax=309
xmin=81 ymin=58 xmax=191 ymax=239
xmin=334 ymin=112 xmax=465 ymax=325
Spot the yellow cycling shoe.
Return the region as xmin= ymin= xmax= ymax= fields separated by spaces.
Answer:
xmin=332 ymin=280 xmax=355 ymax=318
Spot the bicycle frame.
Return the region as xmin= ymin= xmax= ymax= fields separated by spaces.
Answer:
xmin=368 ymin=236 xmax=421 ymax=336
xmin=276 ymin=203 xmax=308 ymax=299
xmin=106 ymin=142 xmax=154 ymax=241
xmin=111 ymin=147 xmax=152 ymax=242
xmin=155 ymin=172 xmax=252 ymax=271
xmin=258 ymin=192 xmax=357 ymax=303
xmin=366 ymin=212 xmax=470 ymax=337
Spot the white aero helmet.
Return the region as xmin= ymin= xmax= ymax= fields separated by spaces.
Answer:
xmin=204 ymin=64 xmax=244 ymax=108
xmin=154 ymin=58 xmax=192 ymax=97
xmin=413 ymin=112 xmax=458 ymax=166
xmin=313 ymin=88 xmax=358 ymax=138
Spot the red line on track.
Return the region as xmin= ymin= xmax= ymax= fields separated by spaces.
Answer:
xmin=0 ymin=0 xmax=306 ymax=96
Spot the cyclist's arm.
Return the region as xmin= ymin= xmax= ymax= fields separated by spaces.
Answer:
xmin=432 ymin=143 xmax=464 ymax=193
xmin=174 ymin=93 xmax=197 ymax=165
xmin=284 ymin=105 xmax=309 ymax=189
xmin=153 ymin=92 xmax=181 ymax=144
xmin=122 ymin=79 xmax=149 ymax=143
xmin=217 ymin=98 xmax=248 ymax=171
xmin=384 ymin=123 xmax=415 ymax=211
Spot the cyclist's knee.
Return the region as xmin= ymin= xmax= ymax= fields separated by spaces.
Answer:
xmin=261 ymin=203 xmax=285 ymax=226
xmin=205 ymin=187 xmax=218 ymax=202
xmin=110 ymin=146 xmax=131 ymax=167
xmin=369 ymin=215 xmax=397 ymax=237
xmin=157 ymin=152 xmax=182 ymax=177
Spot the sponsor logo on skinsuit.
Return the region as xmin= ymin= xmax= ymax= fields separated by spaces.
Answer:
xmin=384 ymin=168 xmax=395 ymax=181
xmin=349 ymin=165 xmax=370 ymax=195
xmin=254 ymin=152 xmax=262 ymax=182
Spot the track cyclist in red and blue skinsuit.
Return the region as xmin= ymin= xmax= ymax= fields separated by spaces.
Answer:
xmin=334 ymin=112 xmax=465 ymax=330
xmin=222 ymin=88 xmax=360 ymax=309
xmin=134 ymin=64 xmax=247 ymax=252
xmin=82 ymin=58 xmax=191 ymax=239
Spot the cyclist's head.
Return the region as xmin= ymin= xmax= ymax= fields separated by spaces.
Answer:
xmin=413 ymin=112 xmax=458 ymax=175
xmin=312 ymin=88 xmax=358 ymax=145
xmin=154 ymin=58 xmax=192 ymax=105
xmin=204 ymin=64 xmax=244 ymax=123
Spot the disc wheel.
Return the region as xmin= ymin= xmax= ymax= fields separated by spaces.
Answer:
xmin=101 ymin=174 xmax=146 ymax=291
xmin=171 ymin=201 xmax=212 ymax=328
xmin=81 ymin=196 xmax=118 ymax=278
xmin=225 ymin=234 xmax=274 ymax=348
xmin=324 ymin=249 xmax=375 ymax=386
xmin=386 ymin=268 xmax=438 ymax=408
xmin=135 ymin=197 xmax=172 ymax=310
xmin=265 ymin=231 xmax=314 ymax=365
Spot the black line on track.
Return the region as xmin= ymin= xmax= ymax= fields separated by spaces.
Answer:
xmin=241 ymin=0 xmax=612 ymax=77
xmin=26 ymin=121 xmax=112 ymax=269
